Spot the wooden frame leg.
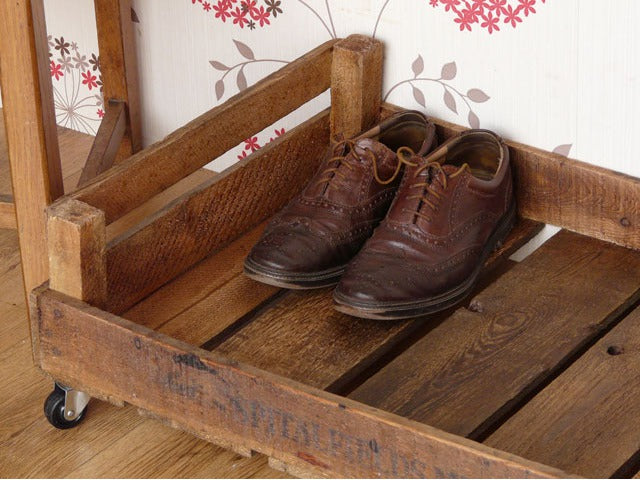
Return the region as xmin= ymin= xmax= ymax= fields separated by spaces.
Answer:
xmin=94 ymin=0 xmax=142 ymax=161
xmin=0 ymin=0 xmax=64 ymax=296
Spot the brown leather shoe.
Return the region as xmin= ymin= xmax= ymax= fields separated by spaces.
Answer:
xmin=244 ymin=111 xmax=437 ymax=289
xmin=334 ymin=129 xmax=516 ymax=319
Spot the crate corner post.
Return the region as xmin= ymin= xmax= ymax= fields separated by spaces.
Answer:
xmin=330 ymin=34 xmax=384 ymax=139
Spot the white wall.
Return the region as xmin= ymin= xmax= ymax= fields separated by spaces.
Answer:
xmin=3 ymin=1 xmax=639 ymax=178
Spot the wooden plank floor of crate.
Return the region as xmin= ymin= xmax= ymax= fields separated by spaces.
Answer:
xmin=117 ymin=220 xmax=640 ymax=478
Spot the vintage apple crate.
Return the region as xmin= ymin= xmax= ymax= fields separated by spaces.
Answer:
xmin=31 ymin=35 xmax=640 ymax=478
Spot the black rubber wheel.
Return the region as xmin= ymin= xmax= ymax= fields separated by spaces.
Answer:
xmin=43 ymin=388 xmax=86 ymax=429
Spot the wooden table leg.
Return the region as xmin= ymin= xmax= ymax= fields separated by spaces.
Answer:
xmin=0 ymin=0 xmax=64 ymax=313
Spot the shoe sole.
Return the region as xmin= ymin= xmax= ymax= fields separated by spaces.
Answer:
xmin=244 ymin=258 xmax=346 ymax=290
xmin=333 ymin=203 xmax=517 ymax=320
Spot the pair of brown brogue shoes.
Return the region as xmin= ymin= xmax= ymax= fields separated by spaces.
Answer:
xmin=244 ymin=111 xmax=515 ymax=320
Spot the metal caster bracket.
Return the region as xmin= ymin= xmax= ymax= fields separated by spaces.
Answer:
xmin=55 ymin=383 xmax=90 ymax=421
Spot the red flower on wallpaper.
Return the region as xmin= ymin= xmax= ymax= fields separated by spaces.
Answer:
xmin=81 ymin=71 xmax=98 ymax=90
xmin=251 ymin=5 xmax=270 ymax=27
xmin=50 ymin=61 xmax=64 ymax=81
xmin=213 ymin=0 xmax=231 ymax=21
xmin=425 ymin=0 xmax=546 ymax=34
xmin=244 ymin=136 xmax=260 ymax=152
xmin=47 ymin=36 xmax=103 ymax=135
xmin=190 ymin=0 xmax=278 ymax=30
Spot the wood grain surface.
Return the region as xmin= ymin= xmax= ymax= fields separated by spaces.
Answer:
xmin=93 ymin=0 xmax=142 ymax=158
xmin=73 ymin=39 xmax=337 ymax=223
xmin=330 ymin=35 xmax=383 ymax=138
xmin=486 ymin=305 xmax=640 ymax=477
xmin=0 ymin=128 xmax=283 ymax=479
xmin=0 ymin=0 xmax=64 ymax=297
xmin=33 ymin=288 xmax=570 ymax=479
xmin=77 ymin=100 xmax=127 ymax=188
xmin=105 ymin=109 xmax=330 ymax=314
xmin=350 ymin=230 xmax=640 ymax=448
xmin=213 ymin=218 xmax=541 ymax=393
xmin=382 ymin=103 xmax=640 ymax=251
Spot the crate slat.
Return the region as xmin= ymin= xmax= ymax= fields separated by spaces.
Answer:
xmin=485 ymin=305 xmax=640 ymax=478
xmin=73 ymin=39 xmax=337 ymax=224
xmin=383 ymin=103 xmax=640 ymax=251
xmin=33 ymin=288 xmax=570 ymax=479
xmin=349 ymin=230 xmax=640 ymax=447
xmin=124 ymin=223 xmax=271 ymax=332
xmin=106 ymin=109 xmax=330 ymax=314
xmin=211 ymin=218 xmax=542 ymax=391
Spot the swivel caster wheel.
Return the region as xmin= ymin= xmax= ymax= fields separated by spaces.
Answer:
xmin=44 ymin=383 xmax=90 ymax=429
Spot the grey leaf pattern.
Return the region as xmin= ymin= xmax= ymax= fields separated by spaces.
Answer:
xmin=215 ymin=80 xmax=225 ymax=101
xmin=210 ymin=60 xmax=230 ymax=71
xmin=443 ymin=90 xmax=457 ymax=113
xmin=552 ymin=144 xmax=573 ymax=157
xmin=467 ymin=88 xmax=490 ymax=103
xmin=233 ymin=39 xmax=255 ymax=60
xmin=412 ymin=85 xmax=426 ymax=107
xmin=412 ymin=55 xmax=424 ymax=77
xmin=468 ymin=110 xmax=480 ymax=128
xmin=441 ymin=62 xmax=457 ymax=80
xmin=237 ymin=68 xmax=248 ymax=91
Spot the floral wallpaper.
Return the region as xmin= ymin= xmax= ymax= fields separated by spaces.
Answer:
xmin=47 ymin=35 xmax=103 ymax=134
xmin=4 ymin=0 xmax=633 ymax=181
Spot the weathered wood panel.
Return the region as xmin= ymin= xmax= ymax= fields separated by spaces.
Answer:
xmin=105 ymin=109 xmax=331 ymax=314
xmin=0 ymin=195 xmax=16 ymax=230
xmin=94 ymin=0 xmax=142 ymax=160
xmin=77 ymin=100 xmax=127 ymax=188
xmin=47 ymin=199 xmax=107 ymax=309
xmin=0 ymin=0 xmax=64 ymax=297
xmin=33 ymin=288 xmax=569 ymax=479
xmin=214 ymin=219 xmax=542 ymax=392
xmin=350 ymin=230 xmax=640 ymax=442
xmin=486 ymin=305 xmax=640 ymax=477
xmin=330 ymin=35 xmax=383 ymax=138
xmin=382 ymin=103 xmax=640 ymax=250
xmin=74 ymin=40 xmax=337 ymax=223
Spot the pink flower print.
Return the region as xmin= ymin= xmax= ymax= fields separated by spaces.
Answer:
xmin=50 ymin=61 xmax=64 ymax=80
xmin=503 ymin=4 xmax=522 ymax=27
xmin=244 ymin=136 xmax=260 ymax=152
xmin=231 ymin=7 xmax=249 ymax=27
xmin=81 ymin=70 xmax=98 ymax=90
xmin=440 ymin=0 xmax=461 ymax=12
xmin=481 ymin=11 xmax=500 ymax=33
xmin=454 ymin=11 xmax=474 ymax=31
xmin=487 ymin=0 xmax=507 ymax=15
xmin=518 ymin=0 xmax=536 ymax=16
xmin=251 ymin=5 xmax=270 ymax=27
xmin=213 ymin=0 xmax=231 ymax=21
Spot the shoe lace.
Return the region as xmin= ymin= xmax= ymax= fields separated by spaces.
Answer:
xmin=400 ymin=151 xmax=468 ymax=222
xmin=315 ymin=142 xmax=419 ymax=191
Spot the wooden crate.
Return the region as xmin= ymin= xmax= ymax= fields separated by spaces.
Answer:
xmin=30 ymin=35 xmax=640 ymax=478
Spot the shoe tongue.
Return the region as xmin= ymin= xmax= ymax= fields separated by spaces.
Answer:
xmin=353 ymin=138 xmax=393 ymax=159
xmin=441 ymin=164 xmax=461 ymax=176
xmin=413 ymin=160 xmax=460 ymax=176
